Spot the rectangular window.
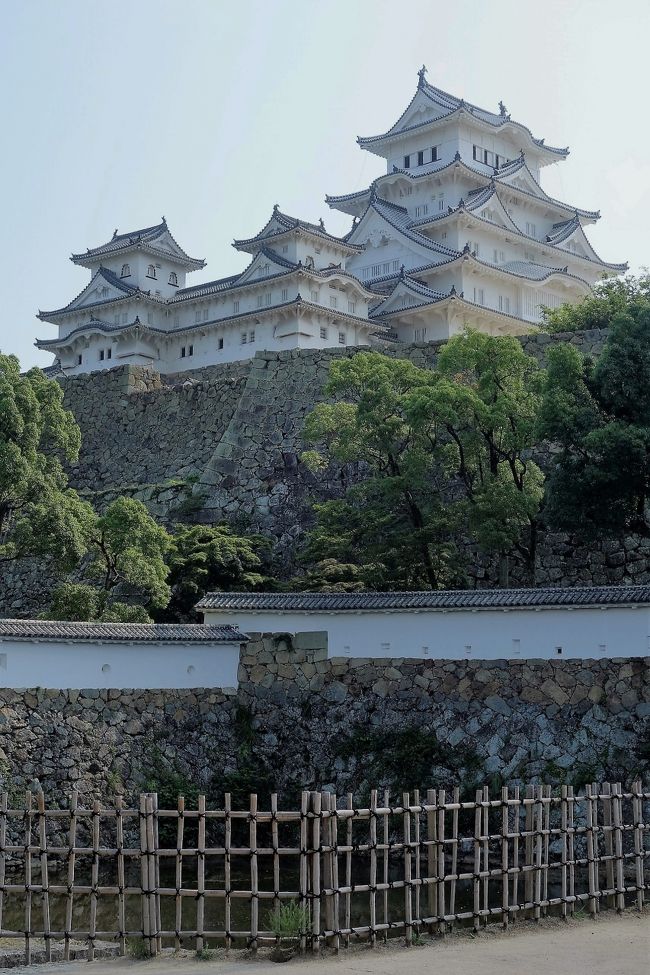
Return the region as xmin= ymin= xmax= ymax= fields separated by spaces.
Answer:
xmin=473 ymin=144 xmax=482 ymax=162
xmin=281 ymin=288 xmax=288 ymax=301
xmin=348 ymin=300 xmax=356 ymax=314
xmin=498 ymin=296 xmax=511 ymax=313
xmin=311 ymin=289 xmax=319 ymax=301
xmin=188 ymin=344 xmax=194 ymax=356
xmin=329 ymin=296 xmax=337 ymax=309
xmin=526 ymin=221 xmax=537 ymax=237
xmin=107 ymin=348 xmax=112 ymax=360
xmin=99 ymin=350 xmax=105 ymax=361
xmin=472 ymin=242 xmax=480 ymax=257
xmin=218 ymin=337 xmax=224 ymax=350
xmin=362 ymin=268 xmax=370 ymax=280
xmin=485 ymin=150 xmax=495 ymax=167
xmin=77 ymin=354 xmax=82 ymax=365
xmin=392 ymin=260 xmax=399 ymax=272
xmin=241 ymin=332 xmax=247 ymax=344
xmin=414 ymin=204 xmax=429 ymax=218
xmin=181 ymin=346 xmax=186 ymax=358
xmin=320 ymin=326 xmax=328 ymax=340
xmin=417 ymin=150 xmax=424 ymax=166
xmin=404 ymin=154 xmax=411 ymax=168
xmin=431 ymin=146 xmax=439 ymax=162
xmin=233 ymin=300 xmax=240 ymax=313
xmin=473 ymin=287 xmax=485 ymax=305
xmin=338 ymin=331 xmax=346 ymax=345
xmin=249 ymin=330 xmax=255 ymax=343
xmin=114 ymin=314 xmax=120 ymax=325
xmin=438 ymin=197 xmax=445 ymax=211
xmin=382 ymin=262 xmax=390 ymax=274
xmin=282 ymin=245 xmax=288 ymax=253
xmin=256 ymin=295 xmax=263 ymax=308
xmin=371 ymin=263 xmax=381 ymax=276
xmin=202 ymin=309 xmax=209 ymax=321
xmin=414 ymin=327 xmax=428 ymax=341
xmin=265 ymin=292 xmax=271 ymax=306
xmin=195 ymin=311 xmax=201 ymax=323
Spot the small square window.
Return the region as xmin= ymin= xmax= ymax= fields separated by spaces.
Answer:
xmin=320 ymin=326 xmax=328 ymax=340
xmin=338 ymin=332 xmax=346 ymax=345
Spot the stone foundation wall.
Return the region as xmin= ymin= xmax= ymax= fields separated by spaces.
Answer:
xmin=0 ymin=636 xmax=647 ymax=804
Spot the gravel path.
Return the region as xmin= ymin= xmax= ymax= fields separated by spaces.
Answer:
xmin=6 ymin=911 xmax=649 ymax=975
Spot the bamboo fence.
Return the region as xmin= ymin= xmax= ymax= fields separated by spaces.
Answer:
xmin=0 ymin=782 xmax=647 ymax=962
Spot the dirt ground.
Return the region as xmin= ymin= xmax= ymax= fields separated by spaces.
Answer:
xmin=6 ymin=912 xmax=649 ymax=975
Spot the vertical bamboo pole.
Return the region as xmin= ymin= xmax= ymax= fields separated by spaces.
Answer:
xmin=270 ymin=793 xmax=280 ymax=928
xmin=310 ymin=791 xmax=322 ymax=954
xmin=115 ymin=795 xmax=126 ymax=957
xmin=174 ymin=796 xmax=185 ymax=953
xmin=196 ymin=794 xmax=206 ymax=953
xmin=541 ymin=785 xmax=551 ymax=917
xmin=369 ymin=790 xmax=377 ymax=946
xmin=524 ymin=784 xmax=534 ymax=914
xmin=299 ymin=792 xmax=309 ymax=955
xmin=482 ymin=785 xmax=489 ymax=926
xmin=24 ymin=790 xmax=32 ymax=967
xmin=501 ymin=786 xmax=509 ymax=930
xmin=426 ymin=788 xmax=437 ymax=926
xmin=151 ymin=793 xmax=161 ymax=955
xmin=224 ymin=793 xmax=232 ymax=952
xmin=632 ymin=780 xmax=645 ymax=912
xmin=567 ymin=785 xmax=575 ymax=918
xmin=560 ymin=785 xmax=568 ymax=921
xmin=139 ymin=794 xmax=152 ymax=956
xmin=612 ymin=783 xmax=625 ymax=914
xmin=249 ymin=793 xmax=258 ymax=953
xmin=449 ymin=786 xmax=459 ymax=925
xmin=321 ymin=792 xmax=335 ymax=946
xmin=473 ymin=789 xmax=482 ymax=932
xmin=36 ymin=792 xmax=51 ymax=962
xmin=403 ymin=792 xmax=412 ymax=945
xmin=88 ymin=799 xmax=100 ymax=961
xmin=585 ymin=784 xmax=598 ymax=918
xmin=413 ymin=789 xmax=421 ymax=936
xmin=344 ymin=794 xmax=353 ymax=949
xmin=145 ymin=794 xmax=158 ymax=955
xmin=330 ymin=793 xmax=340 ymax=953
xmin=0 ymin=792 xmax=6 ymax=942
xmin=382 ymin=789 xmax=389 ymax=943
xmin=602 ymin=783 xmax=614 ymax=907
xmin=512 ymin=785 xmax=520 ymax=919
xmin=533 ymin=785 xmax=543 ymax=922
xmin=64 ymin=791 xmax=78 ymax=962
xmin=436 ymin=788 xmax=446 ymax=934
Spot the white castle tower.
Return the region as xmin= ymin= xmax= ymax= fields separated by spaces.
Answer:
xmin=327 ymin=66 xmax=626 ymax=342
xmin=37 ymin=68 xmax=625 ymax=374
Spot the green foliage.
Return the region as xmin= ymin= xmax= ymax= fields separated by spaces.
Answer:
xmin=0 ymin=353 xmax=94 ymax=569
xmin=218 ymin=705 xmax=274 ymax=808
xmin=86 ymin=497 xmax=172 ymax=608
xmin=126 ymin=938 xmax=150 ymax=960
xmin=291 ymin=558 xmax=366 ymax=592
xmin=541 ymin=272 xmax=650 ymax=333
xmin=267 ymin=902 xmax=310 ymax=940
xmin=335 ymin=724 xmax=480 ymax=795
xmin=538 ymin=301 xmax=650 ymax=537
xmin=158 ymin=524 xmax=268 ymax=622
xmin=42 ymin=582 xmax=153 ymax=623
xmin=302 ymin=336 xmax=545 ymax=586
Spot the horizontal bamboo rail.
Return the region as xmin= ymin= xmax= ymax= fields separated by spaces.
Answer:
xmin=0 ymin=782 xmax=647 ymax=962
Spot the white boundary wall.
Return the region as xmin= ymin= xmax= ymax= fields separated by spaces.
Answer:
xmin=201 ymin=605 xmax=650 ymax=660
xmin=0 ymin=638 xmax=242 ymax=689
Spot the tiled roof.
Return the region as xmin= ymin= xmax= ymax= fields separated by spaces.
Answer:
xmin=0 ymin=620 xmax=247 ymax=642
xmin=233 ymin=206 xmax=362 ymax=252
xmin=197 ymin=585 xmax=650 ymax=612
xmin=71 ymin=219 xmax=205 ymax=269
xmin=38 ymin=266 xmax=143 ymax=320
xmin=357 ymin=71 xmax=569 ymax=159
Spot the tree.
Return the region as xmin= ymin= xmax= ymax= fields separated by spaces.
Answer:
xmin=541 ymin=272 xmax=650 ymax=333
xmin=42 ymin=582 xmax=152 ymax=623
xmin=406 ymin=331 xmax=545 ymax=579
xmin=0 ymin=354 xmax=93 ymax=568
xmin=302 ymin=352 xmax=464 ymax=590
xmin=538 ymin=300 xmax=650 ymax=537
xmin=158 ymin=524 xmax=268 ymax=621
xmin=84 ymin=496 xmax=172 ymax=608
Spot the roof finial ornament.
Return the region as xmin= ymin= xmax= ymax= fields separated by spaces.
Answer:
xmin=161 ymin=215 xmax=166 ymax=224
xmin=273 ymin=203 xmax=279 ymax=213
xmin=450 ymin=284 xmax=457 ymax=296
xmin=112 ymin=229 xmax=118 ymax=239
xmin=454 ymin=149 xmax=461 ymax=162
xmin=399 ymin=263 xmax=406 ymax=280
xmin=417 ymin=64 xmax=427 ymax=87
xmin=319 ymin=217 xmax=325 ymax=230
xmin=498 ymin=100 xmax=507 ymax=118
xmin=463 ymin=242 xmax=471 ymax=254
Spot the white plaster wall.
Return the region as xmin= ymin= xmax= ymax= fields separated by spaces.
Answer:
xmin=202 ymin=606 xmax=650 ymax=661
xmin=0 ymin=639 xmax=242 ymax=689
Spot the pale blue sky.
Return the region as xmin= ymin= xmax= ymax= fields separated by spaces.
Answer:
xmin=2 ymin=0 xmax=648 ymax=369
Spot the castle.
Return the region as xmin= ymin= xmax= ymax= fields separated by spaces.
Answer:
xmin=37 ymin=68 xmax=626 ymax=376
